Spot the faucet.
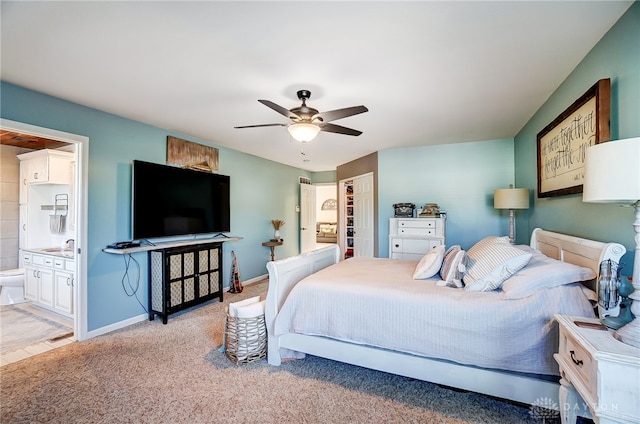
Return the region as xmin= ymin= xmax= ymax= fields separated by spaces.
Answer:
xmin=65 ymin=239 xmax=75 ymax=250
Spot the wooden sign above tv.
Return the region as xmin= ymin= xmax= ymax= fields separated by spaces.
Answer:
xmin=536 ymin=79 xmax=610 ymax=198
xmin=167 ymin=136 xmax=219 ymax=173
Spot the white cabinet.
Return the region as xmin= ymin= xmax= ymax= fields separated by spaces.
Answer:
xmin=23 ymin=253 xmax=38 ymax=301
xmin=19 ymin=160 xmax=29 ymax=204
xmin=54 ymin=270 xmax=73 ymax=314
xmin=38 ymin=268 xmax=55 ymax=307
xmin=23 ymin=250 xmax=74 ymax=317
xmin=389 ymin=218 xmax=445 ymax=260
xmin=19 ymin=205 xmax=27 ymax=253
xmin=17 ymin=149 xmax=73 ymax=185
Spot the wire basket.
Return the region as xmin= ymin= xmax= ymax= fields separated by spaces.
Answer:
xmin=224 ymin=313 xmax=267 ymax=364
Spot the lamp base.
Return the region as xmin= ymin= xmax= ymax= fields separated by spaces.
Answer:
xmin=614 ymin=318 xmax=640 ymax=348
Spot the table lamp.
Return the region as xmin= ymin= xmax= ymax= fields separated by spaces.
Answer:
xmin=583 ymin=137 xmax=640 ymax=348
xmin=494 ymin=185 xmax=530 ymax=244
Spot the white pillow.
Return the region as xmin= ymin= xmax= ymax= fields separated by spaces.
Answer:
xmin=462 ymin=236 xmax=524 ymax=286
xmin=501 ymin=252 xmax=597 ymax=299
xmin=413 ymin=245 xmax=445 ymax=279
xmin=438 ymin=245 xmax=467 ymax=288
xmin=464 ymin=253 xmax=532 ymax=292
xmin=228 ymin=296 xmax=261 ymax=317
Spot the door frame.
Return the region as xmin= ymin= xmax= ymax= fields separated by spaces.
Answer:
xmin=1 ymin=118 xmax=89 ymax=341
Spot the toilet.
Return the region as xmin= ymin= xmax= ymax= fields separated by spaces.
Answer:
xmin=0 ymin=269 xmax=26 ymax=305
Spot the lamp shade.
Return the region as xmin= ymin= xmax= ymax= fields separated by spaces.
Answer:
xmin=287 ymin=123 xmax=321 ymax=142
xmin=494 ymin=187 xmax=530 ymax=209
xmin=583 ymin=137 xmax=640 ymax=204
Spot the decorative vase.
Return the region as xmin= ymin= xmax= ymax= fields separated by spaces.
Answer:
xmin=274 ymin=230 xmax=280 ymax=241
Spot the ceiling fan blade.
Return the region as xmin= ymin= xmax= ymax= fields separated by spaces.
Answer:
xmin=258 ymin=100 xmax=301 ymax=120
xmin=313 ymin=105 xmax=368 ymax=123
xmin=319 ymin=123 xmax=363 ymax=136
xmin=234 ymin=123 xmax=287 ymax=129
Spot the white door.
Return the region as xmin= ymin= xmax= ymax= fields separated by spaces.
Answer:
xmin=300 ymin=183 xmax=317 ymax=253
xmin=353 ymin=174 xmax=374 ymax=257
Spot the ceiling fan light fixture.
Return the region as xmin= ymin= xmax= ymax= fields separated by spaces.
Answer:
xmin=288 ymin=123 xmax=321 ymax=142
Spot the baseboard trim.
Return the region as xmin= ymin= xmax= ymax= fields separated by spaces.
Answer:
xmin=85 ymin=275 xmax=268 ymax=340
xmin=241 ymin=274 xmax=268 ymax=286
xmin=85 ymin=313 xmax=148 ymax=340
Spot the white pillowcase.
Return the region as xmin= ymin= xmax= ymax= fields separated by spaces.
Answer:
xmin=464 ymin=253 xmax=532 ymax=292
xmin=501 ymin=251 xmax=597 ymax=299
xmin=413 ymin=245 xmax=445 ymax=279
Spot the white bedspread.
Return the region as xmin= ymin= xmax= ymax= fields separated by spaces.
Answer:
xmin=273 ymin=257 xmax=596 ymax=376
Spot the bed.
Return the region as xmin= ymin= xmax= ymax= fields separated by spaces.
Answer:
xmin=264 ymin=228 xmax=626 ymax=407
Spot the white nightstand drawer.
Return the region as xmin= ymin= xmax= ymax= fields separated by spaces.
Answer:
xmin=560 ymin=331 xmax=594 ymax=391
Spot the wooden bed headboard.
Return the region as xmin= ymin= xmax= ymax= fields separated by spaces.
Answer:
xmin=530 ymin=228 xmax=626 ymax=283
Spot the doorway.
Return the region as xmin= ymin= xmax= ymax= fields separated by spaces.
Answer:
xmin=299 ymin=183 xmax=338 ymax=254
xmin=0 ymin=119 xmax=88 ymax=361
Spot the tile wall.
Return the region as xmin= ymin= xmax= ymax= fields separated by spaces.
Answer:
xmin=0 ymin=145 xmax=32 ymax=271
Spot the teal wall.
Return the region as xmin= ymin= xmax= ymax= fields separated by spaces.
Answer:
xmin=514 ymin=2 xmax=639 ymax=275
xmin=378 ymin=138 xmax=516 ymax=255
xmin=1 ymin=82 xmax=308 ymax=330
xmin=312 ymin=170 xmax=337 ymax=184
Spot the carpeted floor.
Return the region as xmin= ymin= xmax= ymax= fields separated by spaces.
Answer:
xmin=0 ymin=304 xmax=73 ymax=354
xmin=0 ymin=280 xmax=559 ymax=423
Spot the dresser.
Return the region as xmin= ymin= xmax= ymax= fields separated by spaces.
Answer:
xmin=388 ymin=217 xmax=445 ymax=260
xmin=554 ymin=314 xmax=640 ymax=424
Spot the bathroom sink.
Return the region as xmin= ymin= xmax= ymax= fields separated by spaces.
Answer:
xmin=38 ymin=248 xmax=74 ymax=257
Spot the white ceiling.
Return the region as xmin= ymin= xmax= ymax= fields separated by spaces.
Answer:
xmin=1 ymin=1 xmax=632 ymax=172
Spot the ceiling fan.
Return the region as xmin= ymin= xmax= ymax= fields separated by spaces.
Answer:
xmin=235 ymin=90 xmax=368 ymax=142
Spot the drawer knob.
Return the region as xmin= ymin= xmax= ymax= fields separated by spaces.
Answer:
xmin=570 ymin=350 xmax=583 ymax=367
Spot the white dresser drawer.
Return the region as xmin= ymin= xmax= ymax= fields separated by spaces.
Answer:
xmin=398 ymin=219 xmax=436 ymax=229
xmin=399 ymin=227 xmax=436 ymax=237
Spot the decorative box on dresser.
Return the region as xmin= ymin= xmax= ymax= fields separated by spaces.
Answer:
xmin=554 ymin=314 xmax=640 ymax=424
xmin=389 ymin=217 xmax=445 ymax=260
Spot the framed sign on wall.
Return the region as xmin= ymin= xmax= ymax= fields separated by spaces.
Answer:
xmin=537 ymin=79 xmax=610 ymax=198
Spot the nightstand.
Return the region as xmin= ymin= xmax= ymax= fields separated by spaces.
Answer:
xmin=554 ymin=315 xmax=640 ymax=424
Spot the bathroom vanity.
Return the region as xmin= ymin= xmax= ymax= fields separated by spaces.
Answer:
xmin=22 ymin=248 xmax=74 ymax=317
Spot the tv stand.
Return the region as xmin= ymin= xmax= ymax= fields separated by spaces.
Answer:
xmin=103 ymin=236 xmax=242 ymax=324
xmin=149 ymin=241 xmax=224 ymax=324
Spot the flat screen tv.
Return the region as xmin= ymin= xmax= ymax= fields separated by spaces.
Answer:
xmin=132 ymin=160 xmax=230 ymax=240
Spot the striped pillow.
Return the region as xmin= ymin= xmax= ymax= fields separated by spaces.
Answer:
xmin=464 ymin=253 xmax=532 ymax=292
xmin=462 ymin=236 xmax=528 ymax=288
xmin=439 ymin=245 xmax=465 ymax=282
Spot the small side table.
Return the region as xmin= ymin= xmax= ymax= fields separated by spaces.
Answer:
xmin=554 ymin=314 xmax=640 ymax=424
xmin=262 ymin=240 xmax=283 ymax=261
